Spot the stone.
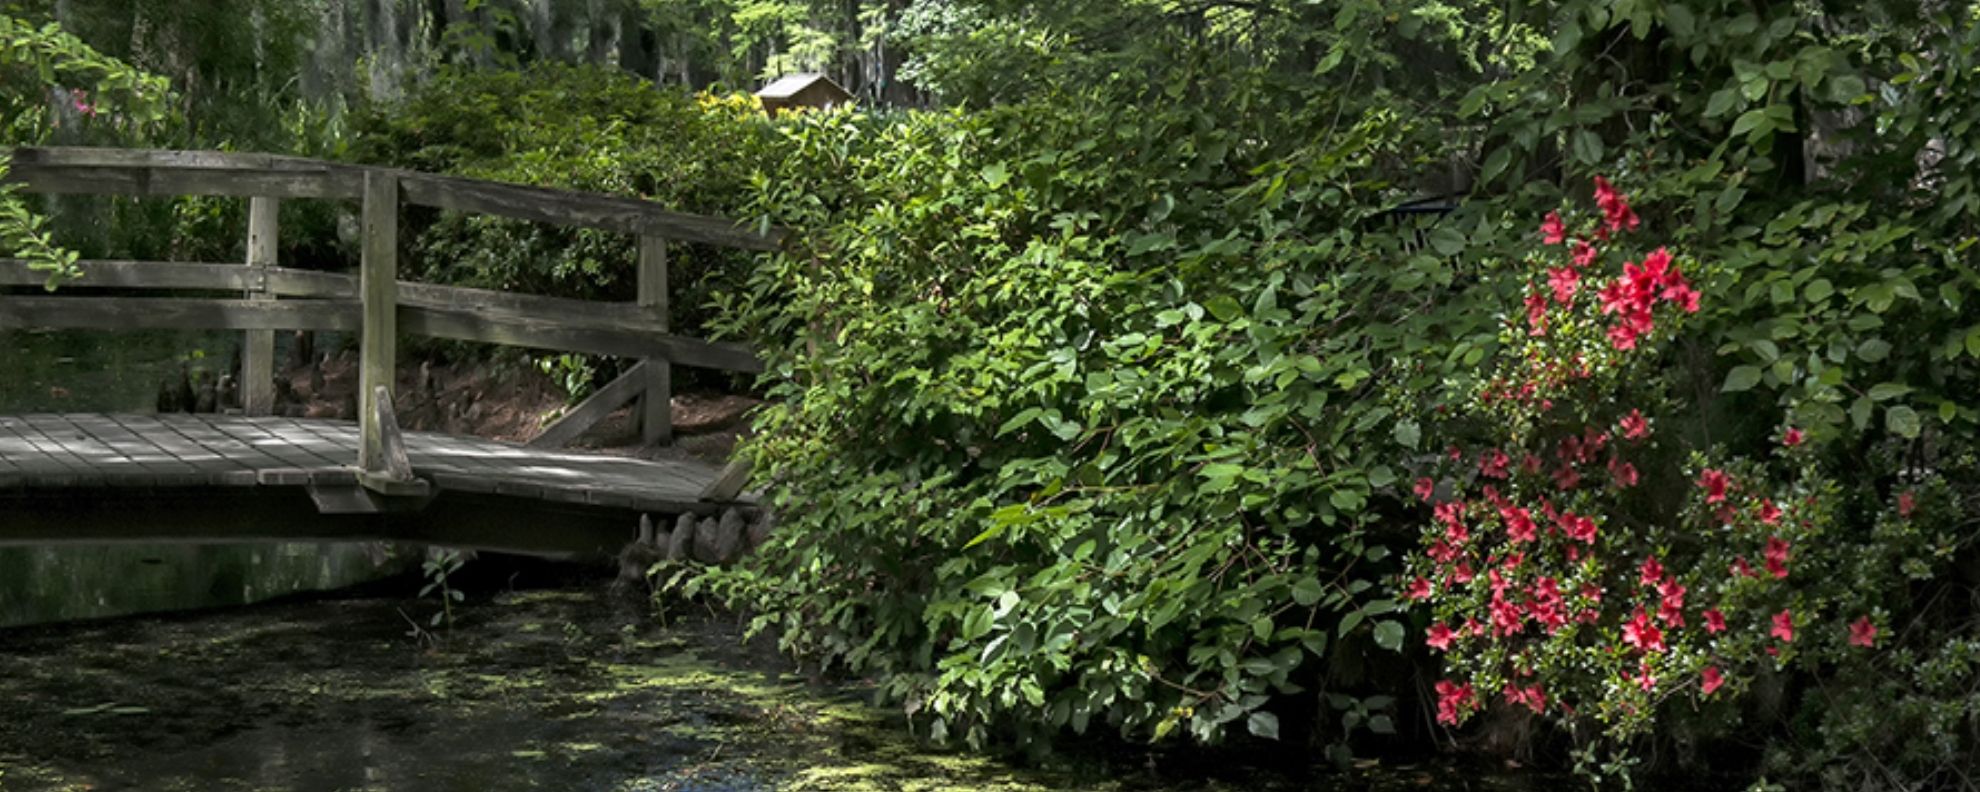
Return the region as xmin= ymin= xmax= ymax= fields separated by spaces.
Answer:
xmin=711 ymin=508 xmax=747 ymax=563
xmin=667 ymin=513 xmax=697 ymax=561
xmin=746 ymin=508 xmax=777 ymax=550
xmin=690 ymin=516 xmax=722 ymax=564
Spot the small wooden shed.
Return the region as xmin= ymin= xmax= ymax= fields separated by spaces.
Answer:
xmin=756 ymin=73 xmax=853 ymax=117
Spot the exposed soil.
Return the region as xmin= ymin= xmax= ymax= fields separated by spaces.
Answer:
xmin=276 ymin=350 xmax=761 ymax=467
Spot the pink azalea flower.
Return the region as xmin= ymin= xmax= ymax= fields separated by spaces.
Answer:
xmin=1764 ymin=536 xmax=1790 ymax=579
xmin=1414 ymin=477 xmax=1436 ymax=501
xmin=1404 ymin=576 xmax=1432 ymax=601
xmin=1704 ymin=609 xmax=1726 ymax=634
xmin=1435 ymin=679 xmax=1476 ymax=725
xmin=1697 ymin=469 xmax=1730 ymax=503
xmin=1849 ymin=617 xmax=1877 ymax=648
xmin=1618 ymin=409 xmax=1648 ymax=440
xmin=1758 ymin=500 xmax=1782 ymax=525
xmin=1771 ymin=609 xmax=1795 ymax=643
xmin=1701 ymin=666 xmax=1724 ymax=694
xmin=1783 ymin=427 xmax=1805 ymax=447
xmin=1540 ymin=212 xmax=1567 ymax=245
xmin=1426 ymin=622 xmax=1456 ymax=651
xmin=1622 ymin=608 xmax=1666 ymax=653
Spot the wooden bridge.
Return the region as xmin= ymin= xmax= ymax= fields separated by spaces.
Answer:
xmin=0 ymin=147 xmax=783 ymax=560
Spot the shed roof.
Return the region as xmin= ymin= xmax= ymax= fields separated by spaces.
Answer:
xmin=756 ymin=73 xmax=849 ymax=100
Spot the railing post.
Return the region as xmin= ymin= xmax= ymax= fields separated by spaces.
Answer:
xmin=358 ymin=171 xmax=399 ymax=475
xmin=637 ymin=234 xmax=672 ymax=445
xmin=242 ymin=196 xmax=279 ymax=415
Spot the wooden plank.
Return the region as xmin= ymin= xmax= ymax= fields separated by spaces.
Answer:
xmin=244 ymin=196 xmax=279 ymax=415
xmin=359 ymin=171 xmax=400 ymax=476
xmin=5 ymin=165 xmax=361 ymax=200
xmin=1 ymin=259 xmax=349 ymax=297
xmin=527 ymin=361 xmax=650 ymax=449
xmin=12 ymin=146 xmax=347 ymax=172
xmin=401 ymin=303 xmax=762 ymax=373
xmin=6 ymin=146 xmax=363 ymax=199
xmin=637 ymin=235 xmax=673 ymax=445
xmin=6 ymin=146 xmax=786 ymax=248
xmin=0 ymin=259 xmax=254 ymax=290
xmin=395 ymin=171 xmax=787 ymax=250
xmin=0 ymin=297 xmax=360 ymax=331
xmin=698 ymin=460 xmax=754 ymax=502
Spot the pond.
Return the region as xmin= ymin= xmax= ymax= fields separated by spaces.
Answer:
xmin=0 ymin=566 xmax=1498 ymax=792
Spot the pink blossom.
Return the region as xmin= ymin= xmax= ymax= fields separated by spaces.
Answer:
xmin=1623 ymin=608 xmax=1666 ymax=653
xmin=1701 ymin=666 xmax=1724 ymax=694
xmin=1435 ymin=679 xmax=1476 ymax=725
xmin=1771 ymin=610 xmax=1795 ymax=643
xmin=1618 ymin=409 xmax=1648 ymax=440
xmin=1849 ymin=617 xmax=1877 ymax=648
xmin=1540 ymin=212 xmax=1566 ymax=245
xmin=1639 ymin=556 xmax=1665 ymax=586
xmin=1426 ymin=622 xmax=1456 ymax=651
xmin=1404 ymin=576 xmax=1432 ymax=601
xmin=1704 ymin=609 xmax=1726 ymax=634
xmin=1502 ymin=505 xmax=1537 ymax=543
xmin=1764 ymin=536 xmax=1790 ymax=579
xmin=1757 ymin=500 xmax=1782 ymax=525
xmin=1548 ymin=266 xmax=1581 ymax=305
xmin=1783 ymin=428 xmax=1805 ymax=447
xmin=1697 ymin=469 xmax=1730 ymax=503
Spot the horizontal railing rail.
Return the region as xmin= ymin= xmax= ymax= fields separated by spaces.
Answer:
xmin=0 ymin=146 xmax=787 ymax=491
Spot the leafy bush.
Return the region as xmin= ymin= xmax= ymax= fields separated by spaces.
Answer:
xmin=349 ymin=63 xmax=778 ymax=340
xmin=692 ymin=92 xmax=1523 ymax=755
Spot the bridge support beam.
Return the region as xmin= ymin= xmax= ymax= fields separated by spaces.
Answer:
xmin=637 ymin=234 xmax=673 ymax=446
xmin=359 ymin=171 xmax=399 ymax=475
xmin=243 ymin=196 xmax=278 ymax=415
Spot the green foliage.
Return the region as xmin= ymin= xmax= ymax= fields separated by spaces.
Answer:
xmin=693 ymin=86 xmax=1518 ymax=752
xmin=350 ymin=63 xmax=777 ymax=344
xmin=0 ymin=13 xmax=173 ymax=287
xmin=420 ymin=548 xmax=468 ymax=630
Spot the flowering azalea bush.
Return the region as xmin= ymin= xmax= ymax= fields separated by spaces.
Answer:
xmin=1399 ymin=178 xmax=1931 ymax=769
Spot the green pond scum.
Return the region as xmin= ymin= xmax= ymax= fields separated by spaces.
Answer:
xmin=0 ymin=578 xmax=1107 ymax=791
xmin=0 ymin=574 xmax=1495 ymax=792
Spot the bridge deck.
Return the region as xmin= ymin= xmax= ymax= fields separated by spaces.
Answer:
xmin=0 ymin=413 xmax=726 ymax=512
xmin=0 ymin=414 xmax=743 ymax=559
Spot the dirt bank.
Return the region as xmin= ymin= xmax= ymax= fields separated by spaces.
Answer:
xmin=275 ymin=350 xmax=761 ymax=467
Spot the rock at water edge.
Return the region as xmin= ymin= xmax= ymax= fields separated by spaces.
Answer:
xmin=667 ymin=513 xmax=697 ymax=562
xmin=746 ymin=509 xmax=776 ymax=551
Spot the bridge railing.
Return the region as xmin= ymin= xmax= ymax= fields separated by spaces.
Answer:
xmin=0 ymin=146 xmax=784 ymax=492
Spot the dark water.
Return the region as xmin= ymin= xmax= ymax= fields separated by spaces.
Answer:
xmin=0 ymin=327 xmax=401 ymax=627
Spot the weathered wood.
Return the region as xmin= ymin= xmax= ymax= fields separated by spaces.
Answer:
xmin=359 ymin=171 xmax=399 ymax=476
xmin=399 ymin=303 xmax=762 ymax=373
xmin=0 ymin=294 xmax=758 ymax=371
xmin=244 ymin=196 xmax=279 ymax=415
xmin=368 ymin=386 xmax=415 ymax=481
xmin=5 ymin=166 xmax=360 ymax=200
xmin=5 ymin=146 xmax=789 ymax=244
xmin=393 ymin=171 xmax=786 ymax=250
xmin=528 ymin=361 xmax=651 ymax=449
xmin=0 ymin=259 xmax=358 ymax=296
xmin=638 ymin=235 xmax=673 ymax=445
xmin=698 ymin=460 xmax=753 ymax=501
xmin=4 ymin=146 xmax=363 ymax=199
xmin=0 ymin=259 xmax=252 ymax=290
xmin=0 ymin=296 xmax=361 ymax=330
